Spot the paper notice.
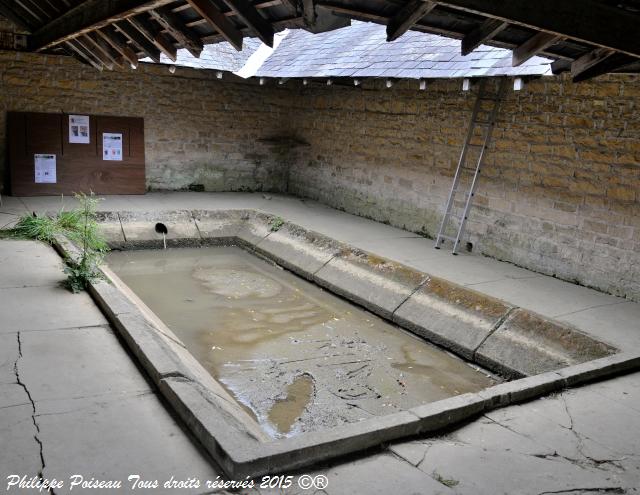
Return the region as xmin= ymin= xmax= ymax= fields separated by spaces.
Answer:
xmin=69 ymin=115 xmax=90 ymax=144
xmin=102 ymin=132 xmax=123 ymax=161
xmin=34 ymin=154 xmax=56 ymax=183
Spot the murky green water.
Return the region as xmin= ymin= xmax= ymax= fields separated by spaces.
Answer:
xmin=107 ymin=247 xmax=496 ymax=438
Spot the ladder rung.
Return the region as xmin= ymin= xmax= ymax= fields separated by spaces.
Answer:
xmin=447 ymin=213 xmax=469 ymax=221
xmin=467 ymin=143 xmax=485 ymax=148
xmin=473 ymin=120 xmax=492 ymax=125
xmin=479 ymin=96 xmax=500 ymax=101
xmin=454 ymin=189 xmax=472 ymax=196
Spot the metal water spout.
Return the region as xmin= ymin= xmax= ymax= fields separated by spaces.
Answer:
xmin=155 ymin=223 xmax=168 ymax=249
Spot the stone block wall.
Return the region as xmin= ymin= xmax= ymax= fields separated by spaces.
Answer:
xmin=0 ymin=49 xmax=292 ymax=193
xmin=0 ymin=42 xmax=638 ymax=302
xmin=284 ymin=77 xmax=640 ymax=301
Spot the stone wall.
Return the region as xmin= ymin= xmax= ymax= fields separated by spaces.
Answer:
xmin=1 ymin=44 xmax=638 ymax=302
xmin=0 ymin=49 xmax=292 ymax=193
xmin=284 ymin=76 xmax=640 ymax=302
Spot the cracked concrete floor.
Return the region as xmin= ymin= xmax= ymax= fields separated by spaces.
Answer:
xmin=0 ymin=240 xmax=220 ymax=494
xmin=1 ymin=200 xmax=640 ymax=494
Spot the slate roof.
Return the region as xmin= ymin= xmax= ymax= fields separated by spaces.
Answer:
xmin=149 ymin=21 xmax=551 ymax=79
xmin=144 ymin=37 xmax=262 ymax=72
xmin=253 ymin=21 xmax=551 ymax=79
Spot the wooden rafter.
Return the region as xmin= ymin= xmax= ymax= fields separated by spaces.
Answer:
xmin=116 ymin=19 xmax=161 ymax=62
xmin=571 ymin=48 xmax=615 ymax=79
xmin=128 ymin=14 xmax=177 ymax=61
xmin=222 ymin=0 xmax=274 ymax=47
xmin=461 ymin=18 xmax=507 ymax=56
xmin=65 ymin=39 xmax=104 ymax=70
xmin=76 ymin=34 xmax=114 ymax=69
xmin=0 ymin=0 xmax=39 ymax=30
xmin=70 ymin=38 xmax=107 ymax=70
xmin=30 ymin=0 xmax=176 ymax=51
xmin=568 ymin=47 xmax=639 ymax=82
xmin=186 ymin=0 xmax=243 ymax=50
xmin=387 ymin=0 xmax=436 ymax=42
xmin=301 ymin=0 xmax=314 ymax=26
xmin=512 ymin=31 xmax=561 ymax=67
xmin=96 ymin=26 xmax=140 ymax=68
xmin=431 ymin=0 xmax=640 ymax=60
xmin=149 ymin=7 xmax=203 ymax=57
xmin=84 ymin=31 xmax=125 ymax=68
xmin=19 ymin=0 xmax=54 ymax=21
xmin=572 ymin=51 xmax=636 ymax=82
xmin=200 ymin=15 xmax=302 ymax=43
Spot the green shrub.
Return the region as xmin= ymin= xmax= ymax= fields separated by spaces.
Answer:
xmin=11 ymin=214 xmax=61 ymax=244
xmin=10 ymin=193 xmax=108 ymax=293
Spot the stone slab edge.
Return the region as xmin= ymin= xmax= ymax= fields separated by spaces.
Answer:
xmin=98 ymin=210 xmax=617 ymax=378
xmin=50 ymin=214 xmax=639 ymax=477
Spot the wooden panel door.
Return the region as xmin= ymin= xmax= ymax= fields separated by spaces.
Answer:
xmin=7 ymin=111 xmax=145 ymax=196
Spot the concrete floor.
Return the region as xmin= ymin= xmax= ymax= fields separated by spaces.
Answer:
xmin=1 ymin=192 xmax=639 ymax=494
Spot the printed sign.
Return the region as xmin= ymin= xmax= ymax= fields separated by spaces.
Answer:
xmin=69 ymin=115 xmax=90 ymax=144
xmin=102 ymin=133 xmax=123 ymax=161
xmin=34 ymin=154 xmax=56 ymax=183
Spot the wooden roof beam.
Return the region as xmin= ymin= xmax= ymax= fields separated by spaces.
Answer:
xmin=387 ymin=0 xmax=436 ymax=42
xmin=76 ymin=35 xmax=114 ymax=69
xmin=128 ymin=15 xmax=177 ymax=61
xmin=186 ymin=0 xmax=243 ymax=50
xmin=96 ymin=26 xmax=140 ymax=68
xmin=461 ymin=18 xmax=507 ymax=56
xmin=19 ymin=0 xmax=56 ymax=21
xmin=571 ymin=48 xmax=636 ymax=82
xmin=222 ymin=0 xmax=274 ymax=47
xmin=571 ymin=47 xmax=615 ymax=79
xmin=84 ymin=31 xmax=125 ymax=68
xmin=31 ymin=0 xmax=176 ymax=51
xmin=65 ymin=39 xmax=104 ymax=70
xmin=431 ymin=0 xmax=640 ymax=60
xmin=0 ymin=0 xmax=39 ymax=31
xmin=512 ymin=31 xmax=561 ymax=66
xmin=116 ymin=20 xmax=162 ymax=62
xmin=149 ymin=7 xmax=203 ymax=57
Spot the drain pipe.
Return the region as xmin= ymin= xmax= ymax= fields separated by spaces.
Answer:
xmin=155 ymin=223 xmax=168 ymax=249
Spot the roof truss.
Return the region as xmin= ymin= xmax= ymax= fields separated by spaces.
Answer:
xmin=0 ymin=0 xmax=638 ymax=81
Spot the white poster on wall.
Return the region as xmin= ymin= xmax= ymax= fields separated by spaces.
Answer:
xmin=102 ymin=133 xmax=123 ymax=161
xmin=34 ymin=154 xmax=56 ymax=183
xmin=69 ymin=115 xmax=90 ymax=144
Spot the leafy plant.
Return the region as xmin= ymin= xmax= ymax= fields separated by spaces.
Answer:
xmin=270 ymin=216 xmax=285 ymax=232
xmin=10 ymin=193 xmax=108 ymax=293
xmin=11 ymin=214 xmax=61 ymax=244
xmin=62 ymin=193 xmax=108 ymax=292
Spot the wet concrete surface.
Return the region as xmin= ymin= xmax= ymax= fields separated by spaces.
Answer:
xmin=107 ymin=247 xmax=496 ymax=438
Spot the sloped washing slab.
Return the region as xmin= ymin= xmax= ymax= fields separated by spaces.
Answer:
xmin=476 ymin=309 xmax=617 ymax=377
xmin=49 ymin=210 xmax=636 ymax=478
